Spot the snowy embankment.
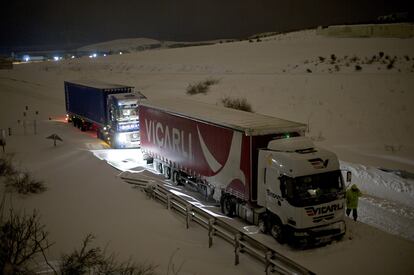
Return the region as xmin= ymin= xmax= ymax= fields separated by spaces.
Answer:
xmin=1 ymin=28 xmax=414 ymax=274
xmin=340 ymin=161 xmax=414 ymax=240
xmin=341 ymin=161 xmax=414 ymax=207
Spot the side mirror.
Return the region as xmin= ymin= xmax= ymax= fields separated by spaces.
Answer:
xmin=346 ymin=171 xmax=352 ymax=183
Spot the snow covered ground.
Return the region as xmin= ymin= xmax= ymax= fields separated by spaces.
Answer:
xmin=0 ymin=29 xmax=413 ymax=274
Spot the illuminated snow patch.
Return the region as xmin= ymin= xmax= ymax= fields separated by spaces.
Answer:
xmin=168 ymin=189 xmax=226 ymax=218
xmin=169 ymin=189 xmax=202 ymax=202
xmin=90 ymin=149 xmax=145 ymax=171
xmin=242 ymin=225 xmax=260 ymax=234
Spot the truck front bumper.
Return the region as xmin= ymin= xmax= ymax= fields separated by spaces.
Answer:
xmin=289 ymin=220 xmax=346 ymax=247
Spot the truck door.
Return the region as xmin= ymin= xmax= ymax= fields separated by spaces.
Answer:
xmin=264 ymin=167 xmax=285 ymax=217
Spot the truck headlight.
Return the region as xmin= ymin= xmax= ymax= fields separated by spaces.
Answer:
xmin=117 ymin=133 xmax=127 ymax=144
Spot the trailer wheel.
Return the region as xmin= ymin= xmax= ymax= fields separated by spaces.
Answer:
xmin=165 ymin=166 xmax=171 ymax=179
xmin=270 ymin=217 xmax=286 ymax=244
xmin=221 ymin=195 xmax=236 ymax=217
xmin=258 ymin=216 xmax=269 ymax=234
xmin=97 ymin=129 xmax=102 ymax=139
xmin=172 ymin=171 xmax=180 ymax=186
xmin=157 ymin=162 xmax=163 ymax=174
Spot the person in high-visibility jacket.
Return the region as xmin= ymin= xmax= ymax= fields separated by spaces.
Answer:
xmin=346 ymin=184 xmax=362 ymax=221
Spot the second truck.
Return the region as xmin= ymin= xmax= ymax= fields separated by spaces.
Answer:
xmin=139 ymin=98 xmax=349 ymax=246
xmin=64 ymin=80 xmax=145 ymax=148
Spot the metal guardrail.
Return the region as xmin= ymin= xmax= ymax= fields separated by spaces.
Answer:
xmin=121 ymin=175 xmax=315 ymax=275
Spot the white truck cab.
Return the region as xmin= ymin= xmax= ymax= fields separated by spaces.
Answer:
xmin=257 ymin=136 xmax=346 ymax=245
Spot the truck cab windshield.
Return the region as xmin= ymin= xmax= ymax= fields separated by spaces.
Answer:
xmin=282 ymin=171 xmax=344 ymax=207
xmin=118 ymin=106 xmax=138 ymax=122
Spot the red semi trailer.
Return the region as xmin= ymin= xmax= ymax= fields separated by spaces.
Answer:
xmin=139 ymin=99 xmax=348 ymax=245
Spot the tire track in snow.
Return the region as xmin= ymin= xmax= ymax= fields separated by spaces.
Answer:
xmin=359 ymin=194 xmax=414 ymax=241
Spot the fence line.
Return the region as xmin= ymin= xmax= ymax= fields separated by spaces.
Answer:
xmin=121 ymin=175 xmax=315 ymax=275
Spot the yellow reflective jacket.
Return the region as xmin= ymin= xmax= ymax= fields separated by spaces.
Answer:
xmin=346 ymin=186 xmax=362 ymax=209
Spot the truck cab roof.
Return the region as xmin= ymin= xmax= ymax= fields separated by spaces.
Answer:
xmin=267 ymin=147 xmax=340 ymax=177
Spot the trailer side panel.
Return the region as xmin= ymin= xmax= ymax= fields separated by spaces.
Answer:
xmin=140 ymin=105 xmax=253 ymax=200
xmin=65 ymin=82 xmax=107 ymax=125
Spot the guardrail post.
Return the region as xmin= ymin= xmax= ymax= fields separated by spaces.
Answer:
xmin=265 ymin=251 xmax=273 ymax=275
xmin=146 ymin=185 xmax=154 ymax=199
xmin=186 ymin=204 xmax=192 ymax=229
xmin=234 ymin=234 xmax=241 ymax=266
xmin=167 ymin=194 xmax=171 ymax=210
xmin=208 ymin=219 xmax=215 ymax=248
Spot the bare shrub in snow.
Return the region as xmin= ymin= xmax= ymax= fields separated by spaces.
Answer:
xmin=5 ymin=171 xmax=46 ymax=195
xmin=0 ymin=155 xmax=16 ymax=177
xmin=221 ymin=97 xmax=253 ymax=112
xmin=60 ymin=234 xmax=156 ymax=275
xmin=384 ymin=144 xmax=402 ymax=153
xmin=306 ymin=68 xmax=312 ymax=73
xmin=350 ymin=56 xmax=359 ymax=63
xmin=186 ymin=82 xmax=209 ymax=95
xmin=0 ymin=207 xmax=53 ymax=275
xmin=387 ymin=59 xmax=395 ymax=70
xmin=186 ymin=78 xmax=219 ymax=95
xmin=355 ymin=65 xmax=362 ymax=71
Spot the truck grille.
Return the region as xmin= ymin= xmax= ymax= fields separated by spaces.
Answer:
xmin=312 ymin=228 xmax=342 ymax=237
xmin=312 ymin=213 xmax=334 ymax=223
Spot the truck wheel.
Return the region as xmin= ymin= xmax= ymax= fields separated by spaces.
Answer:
xmin=270 ymin=218 xmax=286 ymax=244
xmin=221 ymin=195 xmax=236 ymax=217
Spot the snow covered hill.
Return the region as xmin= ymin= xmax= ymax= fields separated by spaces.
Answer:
xmin=0 ymin=28 xmax=413 ymax=274
xmin=77 ymin=38 xmax=162 ymax=53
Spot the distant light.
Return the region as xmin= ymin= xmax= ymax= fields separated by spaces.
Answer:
xmin=119 ymin=51 xmax=123 ymax=55
xmin=23 ymin=55 xmax=30 ymax=62
xmin=59 ymin=57 xmax=63 ymax=60
xmin=92 ymin=53 xmax=97 ymax=58
xmin=103 ymin=54 xmax=107 ymax=57
xmin=71 ymin=55 xmax=75 ymax=59
xmin=89 ymin=55 xmax=93 ymax=58
xmin=53 ymin=56 xmax=60 ymax=61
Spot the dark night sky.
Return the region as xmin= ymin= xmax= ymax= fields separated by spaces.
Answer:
xmin=0 ymin=0 xmax=411 ymax=52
